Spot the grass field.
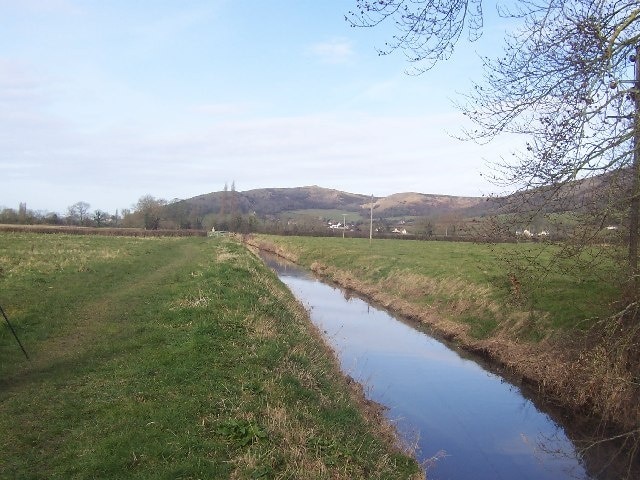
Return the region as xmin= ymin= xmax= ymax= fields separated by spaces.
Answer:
xmin=250 ymin=235 xmax=621 ymax=339
xmin=286 ymin=209 xmax=365 ymax=222
xmin=0 ymin=233 xmax=420 ymax=479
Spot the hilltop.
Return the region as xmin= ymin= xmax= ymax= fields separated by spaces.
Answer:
xmin=179 ymin=185 xmax=491 ymax=219
xmin=164 ymin=176 xmax=626 ymax=236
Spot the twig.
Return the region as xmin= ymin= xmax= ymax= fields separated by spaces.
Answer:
xmin=0 ymin=304 xmax=29 ymax=360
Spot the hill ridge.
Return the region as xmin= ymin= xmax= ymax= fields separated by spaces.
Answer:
xmin=181 ymin=185 xmax=487 ymax=218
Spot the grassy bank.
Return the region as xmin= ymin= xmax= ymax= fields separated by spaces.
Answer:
xmin=0 ymin=233 xmax=420 ymax=479
xmin=246 ymin=235 xmax=638 ymax=433
xmin=247 ymin=235 xmax=619 ymax=337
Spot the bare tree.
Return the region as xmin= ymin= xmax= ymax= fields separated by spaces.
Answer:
xmin=18 ymin=202 xmax=27 ymax=224
xmin=462 ymin=2 xmax=639 ymax=283
xmin=349 ymin=2 xmax=640 ymax=475
xmin=67 ymin=201 xmax=91 ymax=226
xmin=135 ymin=195 xmax=166 ymax=230
xmin=230 ymin=180 xmax=238 ymax=217
xmin=92 ymin=209 xmax=109 ymax=227
xmin=347 ymin=0 xmax=484 ymax=74
xmin=220 ymin=182 xmax=229 ymax=217
xmin=349 ymin=1 xmax=640 ymax=285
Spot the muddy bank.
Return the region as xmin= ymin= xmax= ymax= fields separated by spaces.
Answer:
xmin=244 ymin=236 xmax=639 ymax=439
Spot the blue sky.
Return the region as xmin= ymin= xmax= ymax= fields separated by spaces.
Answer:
xmin=1 ymin=0 xmax=519 ymax=214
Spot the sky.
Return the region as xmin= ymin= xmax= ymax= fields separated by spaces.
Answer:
xmin=0 ymin=0 xmax=521 ymax=214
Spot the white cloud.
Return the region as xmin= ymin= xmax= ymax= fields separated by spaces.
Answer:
xmin=120 ymin=111 xmax=506 ymax=195
xmin=0 ymin=55 xmax=516 ymax=215
xmin=0 ymin=2 xmax=522 ymax=213
xmin=1 ymin=106 xmax=517 ymax=213
xmin=128 ymin=5 xmax=220 ymax=56
xmin=0 ymin=59 xmax=46 ymax=105
xmin=192 ymin=102 xmax=254 ymax=117
xmin=307 ymin=38 xmax=354 ymax=64
xmin=0 ymin=0 xmax=80 ymax=14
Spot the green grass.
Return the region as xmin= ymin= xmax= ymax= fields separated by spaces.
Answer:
xmin=286 ymin=209 xmax=367 ymax=222
xmin=253 ymin=235 xmax=621 ymax=339
xmin=0 ymin=233 xmax=420 ymax=479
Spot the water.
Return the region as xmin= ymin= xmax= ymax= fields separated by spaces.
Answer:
xmin=260 ymin=252 xmax=633 ymax=480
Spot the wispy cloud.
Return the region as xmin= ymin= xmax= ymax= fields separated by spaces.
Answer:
xmin=0 ymin=0 xmax=80 ymax=14
xmin=192 ymin=102 xmax=253 ymax=117
xmin=0 ymin=59 xmax=45 ymax=103
xmin=128 ymin=4 xmax=223 ymax=57
xmin=0 ymin=2 xmax=516 ymax=213
xmin=307 ymin=38 xmax=354 ymax=64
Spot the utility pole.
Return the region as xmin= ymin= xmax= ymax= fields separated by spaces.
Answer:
xmin=369 ymin=195 xmax=373 ymax=246
xmin=342 ymin=213 xmax=347 ymax=239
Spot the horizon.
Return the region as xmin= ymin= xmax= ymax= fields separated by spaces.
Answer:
xmin=8 ymin=184 xmax=492 ymax=217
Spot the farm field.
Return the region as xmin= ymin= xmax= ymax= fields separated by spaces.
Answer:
xmin=0 ymin=233 xmax=420 ymax=479
xmin=249 ymin=234 xmax=621 ymax=338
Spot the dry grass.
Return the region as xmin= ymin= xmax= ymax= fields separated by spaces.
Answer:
xmin=248 ymin=235 xmax=640 ymax=438
xmin=244 ymin=236 xmax=300 ymax=263
xmin=1 ymin=244 xmax=124 ymax=277
xmin=0 ymin=224 xmax=206 ymax=236
xmin=169 ymin=289 xmax=211 ymax=309
xmin=237 ymin=261 xmax=424 ymax=479
xmin=245 ymin=313 xmax=278 ymax=340
xmin=189 ymin=245 xmax=425 ymax=479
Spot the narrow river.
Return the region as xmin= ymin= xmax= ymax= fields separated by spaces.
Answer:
xmin=260 ymin=251 xmax=635 ymax=480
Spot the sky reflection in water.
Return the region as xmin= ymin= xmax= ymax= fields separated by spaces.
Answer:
xmin=268 ymin=257 xmax=591 ymax=480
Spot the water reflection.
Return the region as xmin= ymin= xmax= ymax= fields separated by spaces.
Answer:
xmin=261 ymin=252 xmax=637 ymax=480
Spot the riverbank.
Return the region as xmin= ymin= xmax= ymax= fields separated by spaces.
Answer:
xmin=0 ymin=233 xmax=421 ymax=479
xmin=245 ymin=235 xmax=640 ymax=439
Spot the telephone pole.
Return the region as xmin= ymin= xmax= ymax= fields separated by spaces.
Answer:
xmin=369 ymin=195 xmax=373 ymax=245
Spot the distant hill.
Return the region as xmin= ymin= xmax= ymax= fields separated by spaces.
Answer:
xmin=166 ymin=171 xmax=630 ymax=234
xmin=179 ymin=186 xmax=491 ymax=219
xmin=369 ymin=192 xmax=489 ymax=217
xmin=492 ymin=169 xmax=632 ymax=217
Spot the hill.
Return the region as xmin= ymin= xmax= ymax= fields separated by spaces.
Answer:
xmin=369 ymin=192 xmax=489 ymax=217
xmin=179 ymin=186 xmax=490 ymax=219
xmin=155 ymin=173 xmax=629 ymax=234
xmin=182 ymin=186 xmax=369 ymax=216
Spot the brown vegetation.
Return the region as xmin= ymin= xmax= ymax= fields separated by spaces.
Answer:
xmin=245 ymin=236 xmax=640 ymax=437
xmin=250 ymin=267 xmax=422 ymax=476
xmin=0 ymin=224 xmax=206 ymax=237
